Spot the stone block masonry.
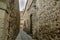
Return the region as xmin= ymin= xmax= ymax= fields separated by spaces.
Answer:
xmin=23 ymin=0 xmax=60 ymax=40
xmin=36 ymin=0 xmax=60 ymax=40
xmin=0 ymin=1 xmax=8 ymax=40
xmin=0 ymin=0 xmax=20 ymax=40
xmin=8 ymin=0 xmax=20 ymax=40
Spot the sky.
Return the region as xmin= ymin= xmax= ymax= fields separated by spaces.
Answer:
xmin=19 ymin=0 xmax=27 ymax=11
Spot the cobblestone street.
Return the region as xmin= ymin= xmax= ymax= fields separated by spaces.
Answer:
xmin=16 ymin=30 xmax=33 ymax=40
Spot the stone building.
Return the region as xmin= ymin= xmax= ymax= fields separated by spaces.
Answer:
xmin=20 ymin=11 xmax=24 ymax=30
xmin=0 ymin=0 xmax=20 ymax=40
xmin=24 ymin=0 xmax=60 ymax=40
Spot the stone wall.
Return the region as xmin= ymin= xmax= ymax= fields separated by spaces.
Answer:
xmin=36 ymin=0 xmax=60 ymax=40
xmin=0 ymin=0 xmax=20 ymax=40
xmin=23 ymin=0 xmax=37 ymax=36
xmin=0 ymin=1 xmax=9 ymax=40
xmin=8 ymin=0 xmax=20 ymax=40
xmin=24 ymin=0 xmax=60 ymax=40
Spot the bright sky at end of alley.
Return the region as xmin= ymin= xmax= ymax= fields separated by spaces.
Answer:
xmin=19 ymin=0 xmax=27 ymax=11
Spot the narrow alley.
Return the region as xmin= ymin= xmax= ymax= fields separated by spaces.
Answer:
xmin=0 ymin=0 xmax=60 ymax=40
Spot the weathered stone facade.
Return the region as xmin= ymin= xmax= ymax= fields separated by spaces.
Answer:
xmin=36 ymin=0 xmax=60 ymax=40
xmin=8 ymin=0 xmax=20 ymax=40
xmin=0 ymin=0 xmax=20 ymax=40
xmin=24 ymin=0 xmax=60 ymax=40
xmin=20 ymin=11 xmax=24 ymax=30
xmin=0 ymin=1 xmax=9 ymax=40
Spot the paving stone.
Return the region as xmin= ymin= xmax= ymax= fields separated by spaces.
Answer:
xmin=16 ymin=30 xmax=33 ymax=40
